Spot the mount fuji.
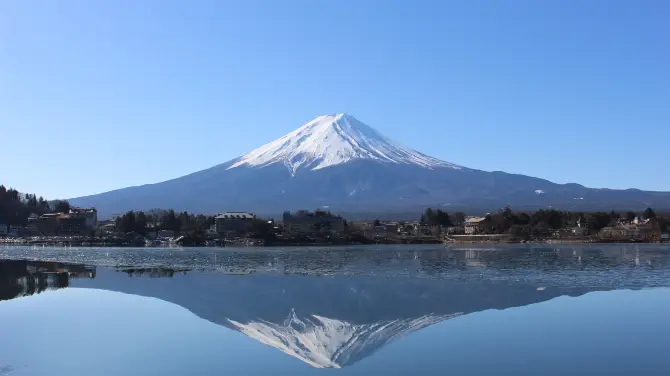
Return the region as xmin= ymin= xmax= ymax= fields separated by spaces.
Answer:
xmin=228 ymin=113 xmax=462 ymax=174
xmin=70 ymin=113 xmax=670 ymax=216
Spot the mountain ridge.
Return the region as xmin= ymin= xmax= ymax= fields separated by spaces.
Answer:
xmin=69 ymin=114 xmax=670 ymax=216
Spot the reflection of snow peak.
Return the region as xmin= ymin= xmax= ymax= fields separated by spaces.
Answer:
xmin=228 ymin=309 xmax=462 ymax=368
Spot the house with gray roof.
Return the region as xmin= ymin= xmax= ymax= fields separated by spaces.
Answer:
xmin=215 ymin=212 xmax=256 ymax=235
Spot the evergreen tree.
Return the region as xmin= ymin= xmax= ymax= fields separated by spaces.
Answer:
xmin=52 ymin=200 xmax=71 ymax=213
xmin=424 ymin=208 xmax=435 ymax=225
xmin=135 ymin=211 xmax=149 ymax=235
xmin=116 ymin=211 xmax=136 ymax=233
xmin=434 ymin=210 xmax=451 ymax=226
xmin=644 ymin=207 xmax=657 ymax=220
xmin=451 ymin=212 xmax=466 ymax=226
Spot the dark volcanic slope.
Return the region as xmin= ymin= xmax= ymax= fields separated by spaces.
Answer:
xmin=70 ymin=159 xmax=670 ymax=217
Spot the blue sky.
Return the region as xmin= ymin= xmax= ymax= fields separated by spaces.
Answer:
xmin=1 ymin=0 xmax=668 ymax=199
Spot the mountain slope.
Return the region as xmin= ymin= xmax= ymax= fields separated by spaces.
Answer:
xmin=70 ymin=113 xmax=670 ymax=216
xmin=228 ymin=113 xmax=461 ymax=174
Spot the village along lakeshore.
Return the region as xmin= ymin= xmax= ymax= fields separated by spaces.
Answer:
xmin=1 ymin=185 xmax=669 ymax=247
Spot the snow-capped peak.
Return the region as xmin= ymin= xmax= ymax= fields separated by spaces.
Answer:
xmin=228 ymin=113 xmax=461 ymax=175
xmin=228 ymin=309 xmax=462 ymax=368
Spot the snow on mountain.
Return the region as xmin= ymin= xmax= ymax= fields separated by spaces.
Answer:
xmin=228 ymin=309 xmax=462 ymax=368
xmin=228 ymin=113 xmax=462 ymax=175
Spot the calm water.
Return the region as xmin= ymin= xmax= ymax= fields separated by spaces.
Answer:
xmin=1 ymin=244 xmax=670 ymax=375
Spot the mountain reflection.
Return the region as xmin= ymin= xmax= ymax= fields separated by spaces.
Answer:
xmin=2 ymin=245 xmax=670 ymax=369
xmin=0 ymin=259 xmax=96 ymax=301
xmin=117 ymin=267 xmax=190 ymax=278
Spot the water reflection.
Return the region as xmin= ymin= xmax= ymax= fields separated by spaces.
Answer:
xmin=0 ymin=259 xmax=95 ymax=301
xmin=2 ymin=244 xmax=670 ymax=282
xmin=117 ymin=266 xmax=190 ymax=278
xmin=1 ymin=245 xmax=670 ymax=373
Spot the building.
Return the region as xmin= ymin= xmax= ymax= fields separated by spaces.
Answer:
xmin=464 ymin=217 xmax=487 ymax=235
xmin=598 ymin=215 xmax=658 ymax=241
xmin=384 ymin=223 xmax=399 ymax=238
xmin=0 ymin=224 xmax=7 ymax=236
xmin=553 ymin=226 xmax=588 ymax=238
xmin=600 ymin=224 xmax=633 ymax=239
xmin=571 ymin=217 xmax=588 ymax=237
xmin=600 ymin=223 xmax=654 ymax=240
xmin=633 ymin=216 xmax=649 ymax=225
xmin=69 ymin=207 xmax=98 ymax=229
xmin=385 ymin=222 xmax=399 ymax=232
xmin=207 ymin=224 xmax=218 ymax=235
xmin=215 ymin=212 xmax=256 ymax=235
xmin=637 ymin=223 xmax=656 ymax=240
xmin=363 ymin=222 xmax=399 ymax=239
xmin=571 ymin=226 xmax=588 ymax=237
xmin=372 ymin=226 xmax=388 ymax=238
xmin=445 ymin=226 xmax=465 ymax=235
xmin=26 ymin=214 xmax=40 ymax=234
xmin=58 ymin=216 xmax=87 ymax=235
xmin=30 ymin=212 xmax=91 ymax=236
xmin=8 ymin=225 xmax=23 ymax=236
xmin=398 ymin=223 xmax=415 ymax=235
xmin=413 ymin=224 xmax=434 ymax=237
xmin=282 ymin=211 xmax=345 ymax=235
xmin=365 ymin=225 xmax=388 ymax=238
xmin=157 ymin=230 xmax=176 ymax=239
xmin=34 ymin=213 xmax=60 ymax=235
xmin=97 ymin=222 xmax=118 ymax=236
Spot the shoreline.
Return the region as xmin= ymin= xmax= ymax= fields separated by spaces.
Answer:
xmin=0 ymin=236 xmax=445 ymax=247
xmin=0 ymin=238 xmax=667 ymax=247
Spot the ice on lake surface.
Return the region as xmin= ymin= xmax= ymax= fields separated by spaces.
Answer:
xmin=1 ymin=244 xmax=670 ymax=375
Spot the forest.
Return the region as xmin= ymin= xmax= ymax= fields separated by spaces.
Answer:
xmin=113 ymin=209 xmax=215 ymax=235
xmin=0 ymin=185 xmax=70 ymax=225
xmin=419 ymin=206 xmax=669 ymax=236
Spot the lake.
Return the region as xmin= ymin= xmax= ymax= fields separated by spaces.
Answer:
xmin=1 ymin=244 xmax=670 ymax=375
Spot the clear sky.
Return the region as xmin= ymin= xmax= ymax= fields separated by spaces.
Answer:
xmin=1 ymin=0 xmax=668 ymax=199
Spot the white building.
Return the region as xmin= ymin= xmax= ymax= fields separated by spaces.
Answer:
xmin=464 ymin=217 xmax=487 ymax=235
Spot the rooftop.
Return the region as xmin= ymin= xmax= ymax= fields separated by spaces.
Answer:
xmin=216 ymin=212 xmax=255 ymax=219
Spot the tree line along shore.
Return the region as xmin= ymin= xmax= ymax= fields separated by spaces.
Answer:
xmin=1 ymin=185 xmax=669 ymax=246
